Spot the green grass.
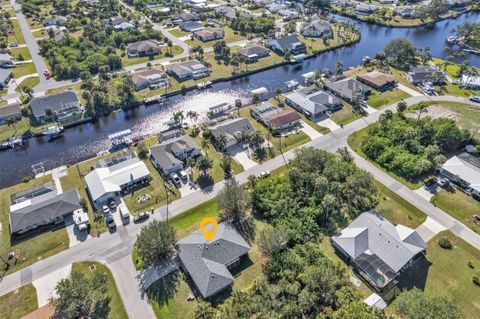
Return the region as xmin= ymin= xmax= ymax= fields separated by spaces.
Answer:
xmin=431 ymin=189 xmax=480 ymax=233
xmin=121 ymin=46 xmax=184 ymax=67
xmin=168 ymin=28 xmax=190 ymax=38
xmin=186 ymin=27 xmax=247 ymax=48
xmin=432 ymin=58 xmax=461 ymax=80
xmin=330 ymin=102 xmax=361 ymax=126
xmin=72 ymin=262 xmax=128 ymax=319
xmin=0 ymin=117 xmax=30 ymax=142
xmin=7 ymin=20 xmax=25 ymax=45
xmin=9 ymin=47 xmax=32 ymax=61
xmin=11 ymin=63 xmax=37 ymax=78
xmin=299 ymin=23 xmax=360 ymax=55
xmin=367 ymin=89 xmax=410 ymax=109
xmin=0 ymin=175 xmax=70 ymax=275
xmin=0 ymin=284 xmax=38 ymax=319
xmin=15 ymin=76 xmax=39 ymax=92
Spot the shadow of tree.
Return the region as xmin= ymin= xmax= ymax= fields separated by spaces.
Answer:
xmin=252 ymin=147 xmax=267 ymax=163
xmin=196 ymin=173 xmax=214 ymax=189
xmin=145 ymin=270 xmax=180 ymax=308
xmin=233 ymin=217 xmax=257 ymax=243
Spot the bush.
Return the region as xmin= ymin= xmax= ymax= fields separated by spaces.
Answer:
xmin=473 ymin=275 xmax=480 ymax=286
xmin=21 ymin=176 xmax=33 ymax=183
xmin=468 ymin=260 xmax=475 ymax=269
xmin=438 ymin=237 xmax=452 ymax=249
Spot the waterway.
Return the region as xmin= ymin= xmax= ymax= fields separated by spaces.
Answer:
xmin=1 ymin=12 xmax=479 ymax=188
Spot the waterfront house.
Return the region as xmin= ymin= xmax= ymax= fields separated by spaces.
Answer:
xmin=355 ymin=4 xmax=378 ymax=15
xmin=268 ymin=35 xmax=306 ymax=55
xmin=332 ymin=211 xmax=426 ymax=293
xmin=179 ymin=20 xmax=204 ymax=32
xmin=29 ymin=91 xmax=82 ymax=121
xmin=9 ymin=186 xmax=83 ymax=235
xmin=236 ymin=44 xmax=270 ymax=62
xmin=324 ymin=78 xmax=371 ymax=102
xmin=43 ymin=16 xmax=68 ymax=26
xmin=406 ymin=66 xmax=445 ymax=85
xmin=150 ymin=135 xmax=201 ymax=175
xmin=193 ymin=28 xmax=225 ymax=42
xmin=127 ymin=40 xmax=162 ymax=57
xmin=459 ymin=74 xmax=480 ymax=90
xmin=131 ymin=68 xmax=169 ymax=91
xmin=85 ymin=155 xmax=150 ymax=207
xmin=207 ymin=117 xmax=254 ymax=149
xmin=0 ymin=102 xmax=22 ymax=125
xmin=0 ymin=69 xmax=12 ymax=89
xmin=251 ymin=101 xmax=301 ymax=131
xmin=333 ymin=0 xmax=355 ymax=8
xmin=165 ymin=60 xmax=210 ymax=81
xmin=284 ymin=87 xmax=341 ymax=118
xmin=176 ymin=222 xmax=251 ymax=298
xmin=302 ymin=18 xmax=333 ymax=38
xmin=356 ymin=71 xmax=397 ymax=91
xmin=440 ymin=152 xmax=480 ymax=198
xmin=448 ymin=0 xmax=474 ymax=9
xmin=395 ymin=7 xmax=418 ymax=18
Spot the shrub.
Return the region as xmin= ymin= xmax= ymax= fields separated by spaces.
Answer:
xmin=473 ymin=275 xmax=480 ymax=286
xmin=21 ymin=175 xmax=33 ymax=183
xmin=438 ymin=237 xmax=452 ymax=249
xmin=468 ymin=260 xmax=475 ymax=269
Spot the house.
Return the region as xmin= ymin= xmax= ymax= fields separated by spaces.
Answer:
xmin=0 ymin=53 xmax=14 ymax=68
xmin=266 ymin=3 xmax=286 ymax=13
xmin=355 ymin=4 xmax=378 ymax=15
xmin=208 ymin=117 xmax=254 ymax=149
xmin=29 ymin=91 xmax=82 ymax=121
xmin=406 ymin=66 xmax=445 ymax=85
xmin=0 ymin=69 xmax=12 ymax=89
xmin=268 ymin=35 xmax=306 ymax=55
xmin=302 ymin=18 xmax=333 ymax=38
xmin=150 ymin=135 xmax=201 ymax=175
xmin=278 ymin=9 xmax=299 ymax=20
xmin=53 ymin=30 xmax=66 ymax=42
xmin=193 ymin=28 xmax=225 ymax=42
xmin=0 ymin=102 xmax=22 ymax=125
xmin=332 ymin=211 xmax=426 ymax=292
xmin=448 ymin=0 xmax=474 ymax=9
xmin=165 ymin=60 xmax=210 ymax=81
xmin=179 ymin=21 xmax=203 ymax=32
xmin=334 ymin=0 xmax=355 ymax=8
xmin=85 ymin=155 xmax=150 ymax=207
xmin=173 ymin=12 xmax=200 ymax=23
xmin=131 ymin=68 xmax=169 ymax=91
xmin=43 ymin=16 xmax=68 ymax=26
xmin=127 ymin=40 xmax=161 ymax=57
xmin=251 ymin=102 xmax=301 ymax=130
xmin=9 ymin=187 xmax=83 ymax=235
xmin=158 ymin=128 xmax=184 ymax=142
xmin=176 ymin=222 xmax=251 ymax=298
xmin=236 ymin=44 xmax=270 ymax=62
xmin=324 ymin=78 xmax=371 ymax=101
xmin=459 ymin=74 xmax=480 ymax=90
xmin=356 ymin=71 xmax=397 ymax=91
xmin=440 ymin=152 xmax=480 ymax=197
xmin=379 ymin=0 xmax=397 ymax=4
xmin=395 ymin=7 xmax=417 ymax=18
xmin=114 ymin=21 xmax=135 ymax=31
xmin=215 ymin=6 xmax=237 ymax=20
xmin=102 ymin=16 xmax=128 ymax=26
xmin=284 ymin=87 xmax=341 ymax=118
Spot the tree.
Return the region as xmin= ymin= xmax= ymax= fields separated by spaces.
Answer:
xmin=384 ymin=38 xmax=417 ymax=70
xmin=217 ymin=179 xmax=251 ymax=222
xmin=6 ymin=117 xmax=17 ymax=135
xmin=137 ymin=141 xmax=148 ymax=159
xmin=220 ymin=154 xmax=232 ymax=178
xmin=234 ymin=98 xmax=242 ymax=116
xmin=274 ymin=87 xmax=282 ymax=100
xmin=118 ymin=76 xmax=135 ymax=108
xmin=248 ymin=130 xmax=265 ymax=149
xmin=257 ymin=225 xmax=287 ymax=257
xmin=335 ymin=59 xmax=344 ymax=75
xmin=196 ymin=155 xmax=212 ymax=175
xmin=135 ymin=220 xmax=177 ymax=267
xmin=22 ymin=86 xmax=34 ymax=99
xmin=247 ymin=174 xmax=257 ymax=189
xmin=52 ymin=271 xmax=110 ymax=319
xmin=200 ymin=137 xmax=211 ymax=155
xmin=397 ymin=101 xmax=407 ymax=114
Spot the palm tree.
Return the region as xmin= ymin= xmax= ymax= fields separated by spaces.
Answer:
xmin=274 ymin=87 xmax=282 ymax=101
xmin=172 ymin=111 xmax=184 ymax=124
xmin=234 ymin=99 xmax=242 ymax=116
xmin=248 ymin=130 xmax=265 ymax=150
xmin=186 ymin=110 xmax=198 ymax=123
xmin=196 ymin=155 xmax=212 ymax=176
xmin=200 ymin=137 xmax=211 ymax=156
xmin=247 ymin=174 xmax=257 ymax=189
xmin=216 ymin=134 xmax=227 ymax=152
xmin=6 ymin=117 xmax=17 ymax=136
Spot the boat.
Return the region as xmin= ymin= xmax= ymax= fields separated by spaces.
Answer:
xmin=197 ymin=81 xmax=212 ymax=89
xmin=285 ymin=80 xmax=299 ymax=91
xmin=42 ymin=124 xmax=64 ymax=139
xmin=0 ymin=136 xmax=23 ymax=151
xmin=447 ymin=36 xmax=457 ymax=43
xmin=362 ymin=56 xmax=371 ymax=65
xmin=108 ymin=129 xmax=133 ymax=152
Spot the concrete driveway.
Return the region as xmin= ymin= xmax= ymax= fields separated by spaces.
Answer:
xmin=64 ymin=216 xmax=91 ymax=248
xmin=228 ymin=145 xmax=258 ymax=170
xmin=299 ymin=120 xmax=322 ymax=139
xmin=312 ymin=114 xmax=340 ymax=131
xmin=416 ymin=217 xmax=447 ymax=242
xmin=32 ymin=264 xmax=72 ymax=307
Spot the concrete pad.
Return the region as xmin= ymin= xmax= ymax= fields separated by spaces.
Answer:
xmin=414 ymin=186 xmax=436 ymax=201
xmin=416 ymin=217 xmax=447 ymax=242
xmin=228 ymin=145 xmax=258 ymax=170
xmin=299 ymin=120 xmax=322 ymax=139
xmin=178 ymin=177 xmax=198 ymax=197
xmin=313 ymin=115 xmax=340 ymax=131
xmin=32 ymin=264 xmax=72 ymax=307
xmin=397 ymin=83 xmax=423 ymax=97
xmin=363 ymin=104 xmax=377 ymax=115
xmin=64 ymin=216 xmax=91 ymax=248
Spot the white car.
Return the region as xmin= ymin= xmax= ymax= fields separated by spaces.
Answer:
xmin=102 ymin=205 xmax=110 ymax=214
xmin=179 ymin=170 xmax=188 ymax=180
xmin=258 ymin=170 xmax=270 ymax=178
xmin=118 ymin=204 xmax=130 ymax=219
xmin=171 ymin=173 xmax=181 ymax=186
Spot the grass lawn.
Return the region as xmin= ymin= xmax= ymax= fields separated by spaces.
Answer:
xmin=72 ymin=261 xmax=128 ymax=319
xmin=367 ymin=89 xmax=410 ymax=109
xmin=0 ymin=284 xmax=38 ymax=319
xmin=7 ymin=20 xmax=25 ymax=45
xmin=0 ymin=117 xmax=30 ymax=142
xmin=16 ymin=76 xmax=39 ymax=92
xmin=398 ymin=231 xmax=480 ymax=319
xmin=32 ymin=29 xmax=48 ymax=38
xmin=0 ymin=175 xmax=70 ymax=275
xmin=432 ymin=58 xmax=460 ymax=80
xmin=11 ymin=63 xmax=37 ymax=78
xmin=9 ymin=47 xmax=32 ymax=61
xmin=435 ymin=81 xmax=478 ymax=98
xmin=121 ymin=46 xmax=184 ymax=67
xmin=299 ymin=23 xmax=360 ymax=55
xmin=330 ymin=102 xmax=361 ymax=126
xmin=431 ymin=189 xmax=480 ymax=233
xmin=185 ymin=27 xmax=247 ymax=48
xmin=345 ymin=65 xmax=420 ymax=92
xmin=168 ymin=28 xmax=190 ymax=38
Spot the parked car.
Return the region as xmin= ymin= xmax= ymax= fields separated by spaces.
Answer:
xmin=119 ymin=204 xmax=130 ymax=219
xmin=9 ymin=43 xmax=18 ymax=48
xmin=102 ymin=205 xmax=110 ymax=214
xmin=437 ymin=178 xmax=450 ymax=188
xmin=425 ymin=177 xmax=438 ymax=188
xmin=171 ymin=172 xmax=181 ymax=186
xmin=179 ymin=170 xmax=188 ymax=180
xmin=134 ymin=211 xmax=150 ymax=223
xmin=469 ymin=96 xmax=480 ymax=103
xmin=473 ymin=214 xmax=480 ymax=222
xmin=106 ymin=214 xmax=116 ymax=229
xmin=258 ymin=170 xmax=270 ymax=178
xmin=108 ymin=198 xmax=117 ymax=209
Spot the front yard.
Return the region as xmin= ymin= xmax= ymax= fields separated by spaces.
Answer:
xmin=367 ymin=89 xmax=410 ymax=109
xmin=121 ymin=45 xmax=184 ymax=67
xmin=0 ymin=284 xmax=38 ymax=319
xmin=185 ymin=27 xmax=248 ymax=48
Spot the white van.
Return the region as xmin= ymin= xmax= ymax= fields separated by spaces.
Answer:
xmin=119 ymin=204 xmax=130 ymax=219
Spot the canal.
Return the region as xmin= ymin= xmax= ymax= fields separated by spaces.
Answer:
xmin=1 ymin=11 xmax=479 ymax=188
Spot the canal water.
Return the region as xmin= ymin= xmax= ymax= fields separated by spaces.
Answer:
xmin=1 ymin=12 xmax=479 ymax=188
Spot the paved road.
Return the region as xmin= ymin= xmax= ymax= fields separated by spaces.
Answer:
xmin=1 ymin=92 xmax=480 ymax=317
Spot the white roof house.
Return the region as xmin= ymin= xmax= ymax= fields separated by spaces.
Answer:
xmin=460 ymin=74 xmax=480 ymax=89
xmin=364 ymin=293 xmax=387 ymax=310
xmin=441 ymin=152 xmax=480 ymax=193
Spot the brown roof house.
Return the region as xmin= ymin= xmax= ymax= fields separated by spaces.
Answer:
xmin=127 ymin=39 xmax=162 ymax=57
xmin=251 ymin=101 xmax=301 ymax=131
xmin=357 ymin=71 xmax=397 ymax=91
xmin=237 ymin=44 xmax=270 ymax=62
xmin=193 ymin=28 xmax=225 ymax=42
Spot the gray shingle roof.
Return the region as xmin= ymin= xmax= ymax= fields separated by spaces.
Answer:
xmin=29 ymin=91 xmax=80 ymax=118
xmin=0 ymin=102 xmax=21 ymax=119
xmin=208 ymin=117 xmax=254 ymax=144
xmin=324 ymin=78 xmax=371 ymax=100
xmin=150 ymin=135 xmax=200 ymax=170
xmin=9 ymin=189 xmax=81 ymax=234
xmin=176 ymin=222 xmax=251 ymax=298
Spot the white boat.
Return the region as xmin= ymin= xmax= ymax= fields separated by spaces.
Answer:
xmin=197 ymin=81 xmax=212 ymax=89
xmin=447 ymin=36 xmax=457 ymax=43
xmin=285 ymin=80 xmax=299 ymax=91
xmin=362 ymin=56 xmax=371 ymax=64
xmin=43 ymin=124 xmax=64 ymax=139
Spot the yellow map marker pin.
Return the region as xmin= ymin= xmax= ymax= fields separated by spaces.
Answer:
xmin=199 ymin=217 xmax=218 ymax=242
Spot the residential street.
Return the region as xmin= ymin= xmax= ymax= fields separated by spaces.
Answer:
xmin=1 ymin=95 xmax=480 ymax=318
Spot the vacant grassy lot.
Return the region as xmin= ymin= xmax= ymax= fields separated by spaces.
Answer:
xmin=121 ymin=45 xmax=184 ymax=67
xmin=168 ymin=28 xmax=190 ymax=38
xmin=72 ymin=261 xmax=128 ymax=319
xmin=0 ymin=284 xmax=38 ymax=319
xmin=0 ymin=117 xmax=30 ymax=142
xmin=431 ymin=189 xmax=480 ymax=233
xmin=0 ymin=175 xmax=69 ymax=275
xmin=367 ymin=89 xmax=410 ymax=109
xmin=9 ymin=47 xmax=32 ymax=61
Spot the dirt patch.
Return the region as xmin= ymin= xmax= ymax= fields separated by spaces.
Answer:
xmin=21 ymin=303 xmax=54 ymax=319
xmin=417 ymin=105 xmax=459 ymax=121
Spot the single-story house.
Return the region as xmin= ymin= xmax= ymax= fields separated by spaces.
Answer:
xmin=395 ymin=7 xmax=418 ymax=18
xmin=251 ymin=102 xmax=301 ymax=130
xmin=355 ymin=4 xmax=378 ymax=15
xmin=127 ymin=40 xmax=161 ymax=57
xmin=0 ymin=69 xmax=12 ymax=89
xmin=448 ymin=0 xmax=474 ymax=9
xmin=179 ymin=20 xmax=204 ymax=32
xmin=440 ymin=152 xmax=480 ymax=196
xmin=29 ymin=91 xmax=82 ymax=121
xmin=43 ymin=16 xmax=68 ymax=26
xmin=324 ymin=78 xmax=371 ymax=102
xmin=102 ymin=16 xmax=128 ymax=26
xmin=193 ymin=28 xmax=225 ymax=42
xmin=9 ymin=188 xmax=82 ymax=235
xmin=406 ymin=66 xmax=446 ymax=85
xmin=208 ymin=117 xmax=254 ymax=149
xmin=379 ymin=0 xmax=397 ymax=4
xmin=459 ymin=74 xmax=480 ymax=90
xmin=268 ymin=35 xmax=306 ymax=55
xmin=215 ymin=6 xmax=237 ymax=20
xmin=284 ymin=87 xmax=342 ymax=118
xmin=356 ymin=71 xmax=397 ymax=91
xmin=131 ymin=68 xmax=169 ymax=91
xmin=85 ymin=156 xmax=150 ymax=207
xmin=302 ymin=18 xmax=333 ymax=38
xmin=236 ymin=44 xmax=270 ymax=62
xmin=334 ymin=0 xmax=355 ymax=8
xmin=165 ymin=60 xmax=210 ymax=81
xmin=159 ymin=128 xmax=184 ymax=142
xmin=150 ymin=135 xmax=201 ymax=175
xmin=266 ymin=3 xmax=286 ymax=13
xmin=332 ymin=211 xmax=426 ymax=292
xmin=278 ymin=9 xmax=299 ymax=20
xmin=173 ymin=12 xmax=200 ymax=23
xmin=114 ymin=21 xmax=135 ymax=31
xmin=0 ymin=102 xmax=22 ymax=125
xmin=176 ymin=222 xmax=251 ymax=298
xmin=0 ymin=53 xmax=14 ymax=68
